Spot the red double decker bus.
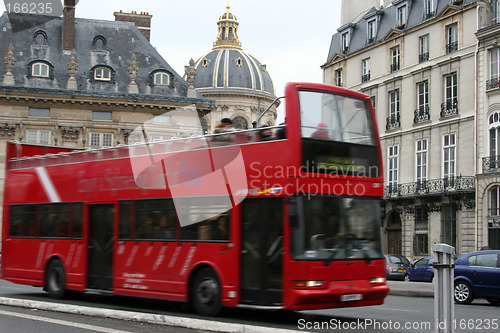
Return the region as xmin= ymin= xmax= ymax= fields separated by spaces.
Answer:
xmin=1 ymin=82 xmax=388 ymax=315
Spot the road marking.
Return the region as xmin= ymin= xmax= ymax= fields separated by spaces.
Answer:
xmin=0 ymin=308 xmax=134 ymax=333
xmin=374 ymin=307 xmax=420 ymax=312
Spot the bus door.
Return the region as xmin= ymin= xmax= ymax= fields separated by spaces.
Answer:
xmin=87 ymin=204 xmax=114 ymax=290
xmin=241 ymin=198 xmax=283 ymax=305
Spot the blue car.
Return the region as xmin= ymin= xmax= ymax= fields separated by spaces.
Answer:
xmin=454 ymin=250 xmax=500 ymax=305
xmin=406 ymin=256 xmax=435 ymax=282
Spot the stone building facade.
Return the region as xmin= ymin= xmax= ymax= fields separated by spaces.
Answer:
xmin=0 ymin=1 xmax=214 ymax=238
xmin=322 ymin=0 xmax=494 ymax=259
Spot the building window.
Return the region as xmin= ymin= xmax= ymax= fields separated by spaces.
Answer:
xmin=415 ymin=81 xmax=430 ymax=123
xmin=232 ymin=116 xmax=248 ymax=130
xmin=489 ymin=112 xmax=500 ymax=163
xmin=446 ymin=24 xmax=458 ymax=54
xmin=92 ymin=111 xmax=112 ymax=121
xmin=367 ymin=19 xmax=377 ymax=43
xmin=419 ymin=35 xmax=430 ymax=63
xmin=335 ymin=68 xmax=343 ymax=87
xmin=424 ymin=0 xmax=434 ymax=19
xmin=414 ymin=206 xmax=429 ymax=255
xmin=397 ymin=5 xmax=407 ymax=28
xmin=443 ymin=133 xmax=456 ymax=188
xmin=489 ymin=186 xmax=500 ymax=216
xmin=391 ymin=47 xmax=400 ymax=72
xmin=388 ymin=145 xmax=399 ymax=195
xmin=153 ymin=114 xmax=172 ymax=124
xmin=441 ymin=205 xmax=457 ymax=248
xmin=32 ymin=62 xmax=49 ymax=77
xmin=386 ymin=89 xmax=400 ymax=130
xmin=341 ymin=31 xmax=349 ymax=52
xmin=94 ymin=67 xmax=111 ymax=81
xmin=488 ymin=48 xmax=500 ymax=90
xmin=27 ymin=129 xmax=51 ymax=145
xmin=29 ymin=108 xmax=50 ymax=117
xmin=90 ymin=132 xmax=113 ymax=148
xmin=150 ymin=135 xmax=170 ymax=142
xmin=416 ymin=139 xmax=428 ymax=189
xmin=154 ymin=72 xmax=170 ymax=86
xmin=362 ymin=58 xmax=371 ymax=82
xmin=442 ymin=73 xmax=458 ymax=117
xmin=494 ymin=0 xmax=500 ymax=24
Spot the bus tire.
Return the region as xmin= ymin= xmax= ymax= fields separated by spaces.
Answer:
xmin=191 ymin=267 xmax=222 ymax=316
xmin=45 ymin=259 xmax=67 ymax=299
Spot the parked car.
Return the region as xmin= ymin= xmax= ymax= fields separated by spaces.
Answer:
xmin=454 ymin=250 xmax=500 ymax=305
xmin=406 ymin=256 xmax=435 ymax=282
xmin=385 ymin=254 xmax=411 ymax=280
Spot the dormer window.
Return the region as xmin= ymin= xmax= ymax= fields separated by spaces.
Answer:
xmin=341 ymin=31 xmax=350 ymax=53
xmin=31 ymin=62 xmax=50 ymax=77
xmin=397 ymin=5 xmax=407 ymax=28
xmin=367 ymin=19 xmax=377 ymax=43
xmin=154 ymin=72 xmax=170 ymax=86
xmin=424 ymin=0 xmax=434 ymax=19
xmin=94 ymin=67 xmax=111 ymax=81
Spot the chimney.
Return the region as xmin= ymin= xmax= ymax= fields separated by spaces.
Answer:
xmin=114 ymin=10 xmax=153 ymax=41
xmin=62 ymin=0 xmax=76 ymax=51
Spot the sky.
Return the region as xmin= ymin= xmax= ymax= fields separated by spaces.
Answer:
xmin=1 ymin=0 xmax=342 ymax=120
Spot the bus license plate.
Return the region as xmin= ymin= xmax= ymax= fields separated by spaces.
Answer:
xmin=341 ymin=294 xmax=362 ymax=302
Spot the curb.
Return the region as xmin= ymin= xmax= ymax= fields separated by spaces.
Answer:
xmin=388 ymin=289 xmax=434 ymax=298
xmin=0 ymin=297 xmax=303 ymax=333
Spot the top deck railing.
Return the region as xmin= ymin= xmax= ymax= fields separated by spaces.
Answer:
xmin=7 ymin=125 xmax=287 ymax=170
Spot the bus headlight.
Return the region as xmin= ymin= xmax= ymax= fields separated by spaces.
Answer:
xmin=293 ymin=280 xmax=325 ymax=288
xmin=370 ymin=277 xmax=386 ymax=285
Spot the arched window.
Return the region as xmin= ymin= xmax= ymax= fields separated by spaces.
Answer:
xmin=154 ymin=72 xmax=170 ymax=86
xmin=232 ymin=116 xmax=248 ymax=130
xmin=92 ymin=35 xmax=107 ymax=50
xmin=32 ymin=62 xmax=50 ymax=77
xmin=490 ymin=186 xmax=500 ymax=216
xmin=489 ymin=112 xmax=500 ymax=158
xmin=94 ymin=67 xmax=112 ymax=81
xmin=33 ymin=30 xmax=47 ymax=45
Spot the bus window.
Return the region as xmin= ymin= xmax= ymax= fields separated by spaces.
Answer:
xmin=134 ymin=199 xmax=176 ymax=240
xmin=9 ymin=204 xmax=37 ymax=237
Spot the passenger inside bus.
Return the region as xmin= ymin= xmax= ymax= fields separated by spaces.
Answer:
xmin=311 ymin=122 xmax=330 ymax=140
xmin=258 ymin=127 xmax=274 ymax=141
xmin=212 ymin=215 xmax=229 ymax=240
xmin=157 ymin=215 xmax=175 ymax=239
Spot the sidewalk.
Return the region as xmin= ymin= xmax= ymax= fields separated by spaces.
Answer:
xmin=387 ymin=280 xmax=434 ymax=297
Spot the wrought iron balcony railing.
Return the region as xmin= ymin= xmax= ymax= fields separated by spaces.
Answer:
xmin=391 ymin=62 xmax=400 ymax=72
xmin=482 ymin=155 xmax=500 ymax=173
xmin=383 ymin=176 xmax=475 ymax=198
xmin=440 ymin=99 xmax=458 ymax=118
xmin=362 ymin=73 xmax=371 ymax=83
xmin=419 ymin=52 xmax=429 ymax=63
xmin=386 ymin=113 xmax=400 ymax=131
xmin=486 ymin=77 xmax=499 ymax=90
xmin=446 ymin=42 xmax=458 ymax=54
xmin=414 ymin=105 xmax=430 ymax=124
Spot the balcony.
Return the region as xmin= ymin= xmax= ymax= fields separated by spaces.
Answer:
xmin=386 ymin=113 xmax=400 ymax=131
xmin=482 ymin=155 xmax=500 ymax=173
xmin=362 ymin=73 xmax=371 ymax=83
xmin=446 ymin=42 xmax=458 ymax=54
xmin=414 ymin=105 xmax=430 ymax=124
xmin=390 ymin=62 xmax=400 ymax=72
xmin=383 ymin=176 xmax=475 ymax=198
xmin=486 ymin=77 xmax=499 ymax=90
xmin=440 ymin=99 xmax=458 ymax=118
xmin=419 ymin=52 xmax=429 ymax=63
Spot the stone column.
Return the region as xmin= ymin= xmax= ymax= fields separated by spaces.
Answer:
xmin=128 ymin=53 xmax=139 ymax=94
xmin=3 ymin=43 xmax=16 ymax=86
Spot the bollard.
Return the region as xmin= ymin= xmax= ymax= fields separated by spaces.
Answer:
xmin=433 ymin=243 xmax=455 ymax=333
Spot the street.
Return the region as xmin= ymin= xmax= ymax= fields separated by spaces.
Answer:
xmin=0 ymin=279 xmax=498 ymax=332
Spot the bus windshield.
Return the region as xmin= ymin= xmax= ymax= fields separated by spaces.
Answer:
xmin=291 ymin=195 xmax=383 ymax=261
xmin=299 ymin=90 xmax=376 ymax=146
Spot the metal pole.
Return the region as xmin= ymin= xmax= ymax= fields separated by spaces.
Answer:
xmin=433 ymin=243 xmax=455 ymax=333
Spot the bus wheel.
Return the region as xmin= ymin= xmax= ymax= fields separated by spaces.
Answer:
xmin=45 ymin=260 xmax=67 ymax=299
xmin=191 ymin=267 xmax=222 ymax=316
